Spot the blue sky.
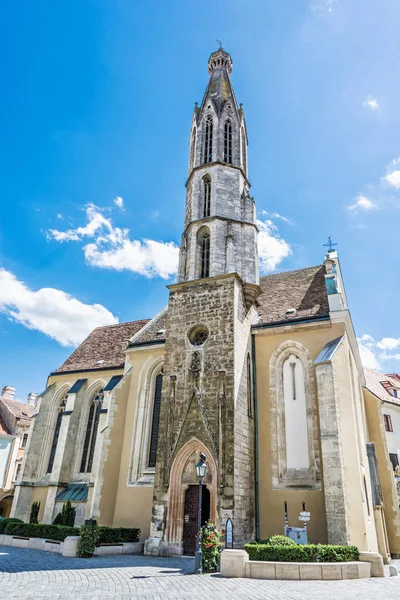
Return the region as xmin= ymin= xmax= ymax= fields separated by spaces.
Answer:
xmin=1 ymin=0 xmax=400 ymax=401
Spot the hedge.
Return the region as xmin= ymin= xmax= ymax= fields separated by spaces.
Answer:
xmin=5 ymin=522 xmax=79 ymax=541
xmin=3 ymin=522 xmax=141 ymax=544
xmin=0 ymin=517 xmax=23 ymax=534
xmin=98 ymin=527 xmax=141 ymax=544
xmin=244 ymin=542 xmax=359 ymax=563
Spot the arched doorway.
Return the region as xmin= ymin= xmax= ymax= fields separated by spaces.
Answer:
xmin=165 ymin=438 xmax=217 ymax=553
xmin=182 ymin=485 xmax=211 ymax=556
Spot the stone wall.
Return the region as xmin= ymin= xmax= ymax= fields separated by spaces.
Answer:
xmin=146 ymin=274 xmax=256 ymax=554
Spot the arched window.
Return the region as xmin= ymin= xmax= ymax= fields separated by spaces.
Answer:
xmin=47 ymin=395 xmax=67 ymax=474
xmin=200 ymin=231 xmax=210 ymax=278
xmin=224 ymin=120 xmax=232 ymax=164
xmin=241 ymin=127 xmax=247 ymax=174
xmin=247 ymin=354 xmax=253 ymax=417
xmin=189 ymin=127 xmax=196 ymax=170
xmin=80 ymin=389 xmax=104 ymax=474
xmin=269 ymin=341 xmax=320 ymax=490
xmin=148 ymin=373 xmax=163 ymax=468
xmin=203 ymin=175 xmax=211 ymax=217
xmin=203 ymin=116 xmax=213 ymax=163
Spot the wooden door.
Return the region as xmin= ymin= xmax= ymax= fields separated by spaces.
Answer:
xmin=182 ymin=486 xmax=199 ymax=556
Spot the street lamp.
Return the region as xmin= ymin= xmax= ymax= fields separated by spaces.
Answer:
xmin=194 ymin=452 xmax=207 ymax=574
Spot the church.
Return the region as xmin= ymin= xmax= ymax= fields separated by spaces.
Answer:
xmin=11 ymin=48 xmax=400 ymax=559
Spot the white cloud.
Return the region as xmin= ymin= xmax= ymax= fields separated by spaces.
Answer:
xmin=384 ymin=171 xmax=400 ymax=189
xmin=57 ymin=213 xmax=63 ymax=220
xmin=382 ymin=157 xmax=400 ymax=189
xmin=113 ymin=196 xmax=124 ymax=210
xmin=0 ymin=268 xmax=118 ymax=347
xmin=47 ymin=203 xmax=179 ymax=279
xmin=357 ymin=334 xmax=400 ymax=371
xmin=348 ymin=195 xmax=377 ymax=213
xmin=257 ymin=219 xmax=292 ymax=273
xmin=259 ymin=210 xmax=293 ymax=225
xmin=84 ymin=238 xmax=179 ymax=279
xmin=310 ymin=0 xmax=336 ymax=15
xmin=377 ymin=338 xmax=400 ymax=351
xmin=362 ymin=96 xmax=379 ymax=110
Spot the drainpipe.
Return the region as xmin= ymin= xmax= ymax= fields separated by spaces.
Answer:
xmin=251 ymin=334 xmax=260 ymax=541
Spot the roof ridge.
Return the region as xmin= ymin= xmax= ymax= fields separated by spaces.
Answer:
xmin=260 ymin=264 xmax=323 ymax=279
xmin=93 ymin=318 xmax=150 ymax=331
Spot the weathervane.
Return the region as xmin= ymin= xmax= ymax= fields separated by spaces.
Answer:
xmin=323 ymin=236 xmax=337 ymax=252
xmin=216 ymin=38 xmax=225 ymax=50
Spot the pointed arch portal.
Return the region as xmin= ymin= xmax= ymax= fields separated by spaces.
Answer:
xmin=165 ymin=438 xmax=217 ymax=552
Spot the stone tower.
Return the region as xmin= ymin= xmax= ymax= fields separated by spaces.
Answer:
xmin=145 ymin=48 xmax=260 ymax=556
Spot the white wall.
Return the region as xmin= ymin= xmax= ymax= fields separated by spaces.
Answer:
xmin=283 ymin=354 xmax=309 ymax=470
xmin=382 ymin=402 xmax=400 ymax=460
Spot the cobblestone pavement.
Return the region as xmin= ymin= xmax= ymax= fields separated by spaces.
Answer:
xmin=1 ymin=547 xmax=400 ymax=600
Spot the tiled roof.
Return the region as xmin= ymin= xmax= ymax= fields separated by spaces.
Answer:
xmin=0 ymin=414 xmax=10 ymax=435
xmin=53 ymin=319 xmax=150 ymax=374
xmin=364 ymin=368 xmax=400 ymax=407
xmin=52 ymin=266 xmax=329 ymax=372
xmin=256 ymin=265 xmax=329 ymax=326
xmin=0 ymin=397 xmax=36 ymax=420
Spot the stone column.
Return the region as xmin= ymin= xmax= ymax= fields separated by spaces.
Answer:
xmin=315 ymin=362 xmax=350 ymax=545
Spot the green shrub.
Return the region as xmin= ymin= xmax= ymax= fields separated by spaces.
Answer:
xmin=0 ymin=517 xmax=22 ymax=534
xmin=200 ymin=522 xmax=222 ymax=573
xmin=29 ymin=501 xmax=40 ymax=524
xmin=266 ymin=535 xmax=296 ymax=546
xmin=78 ymin=523 xmax=100 ymax=558
xmin=61 ymin=501 xmax=76 ymax=527
xmin=98 ymin=526 xmax=141 ymax=544
xmin=244 ymin=542 xmax=359 ymax=563
xmin=5 ymin=522 xmax=79 ymax=541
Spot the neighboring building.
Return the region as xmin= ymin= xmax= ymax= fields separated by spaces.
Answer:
xmin=364 ymin=370 xmax=400 ymax=472
xmin=0 ymin=386 xmax=37 ymax=517
xmin=11 ymin=48 xmax=396 ymax=559
xmin=363 ymin=369 xmax=400 ymax=557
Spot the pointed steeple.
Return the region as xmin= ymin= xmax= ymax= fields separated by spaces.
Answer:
xmin=200 ymin=48 xmax=235 ymax=116
xmin=177 ymin=49 xmax=258 ymax=286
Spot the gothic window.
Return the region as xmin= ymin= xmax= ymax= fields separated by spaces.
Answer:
xmin=203 ymin=175 xmax=211 ymax=217
xmin=283 ymin=354 xmax=308 ymax=471
xmin=199 ymin=230 xmax=210 ymax=278
xmin=269 ymin=341 xmax=320 ymax=489
xmin=224 ymin=120 xmax=232 ymax=164
xmin=241 ymin=127 xmax=247 ymax=174
xmin=47 ymin=395 xmax=67 ymax=474
xmin=80 ymin=389 xmax=104 ymax=474
xmin=203 ymin=116 xmax=213 ymax=163
xmin=190 ymin=127 xmax=196 ymax=170
xmin=247 ymin=354 xmax=253 ymax=417
xmin=148 ymin=373 xmax=163 ymax=468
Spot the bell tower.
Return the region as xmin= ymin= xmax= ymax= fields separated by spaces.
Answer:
xmin=145 ymin=48 xmax=260 ymax=557
xmin=178 ymin=48 xmax=259 ymax=287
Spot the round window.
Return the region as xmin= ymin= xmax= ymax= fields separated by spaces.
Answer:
xmin=189 ymin=326 xmax=209 ymax=347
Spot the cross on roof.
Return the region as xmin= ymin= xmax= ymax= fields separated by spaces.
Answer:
xmin=216 ymin=39 xmax=225 ymax=50
xmin=323 ymin=236 xmax=337 ymax=252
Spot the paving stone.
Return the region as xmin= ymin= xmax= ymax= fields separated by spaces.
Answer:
xmin=1 ymin=548 xmax=400 ymax=599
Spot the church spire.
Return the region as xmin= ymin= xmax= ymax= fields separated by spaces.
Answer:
xmin=201 ymin=48 xmax=234 ymax=116
xmin=177 ymin=49 xmax=258 ymax=286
